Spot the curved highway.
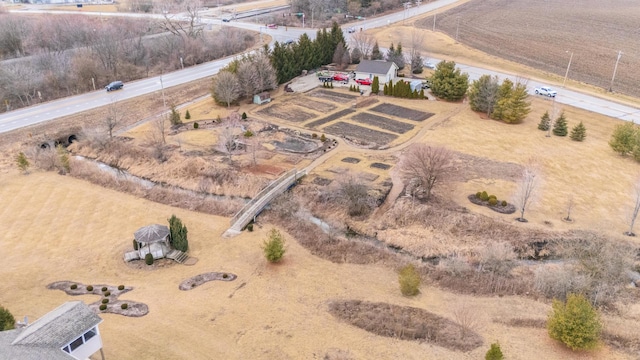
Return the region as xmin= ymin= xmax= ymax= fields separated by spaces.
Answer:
xmin=1 ymin=0 xmax=639 ymax=134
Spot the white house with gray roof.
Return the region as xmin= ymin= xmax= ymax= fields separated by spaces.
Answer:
xmin=354 ymin=60 xmax=399 ymax=83
xmin=0 ymin=301 xmax=104 ymax=360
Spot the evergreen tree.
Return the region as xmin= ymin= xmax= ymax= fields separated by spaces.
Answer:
xmin=262 ymin=228 xmax=286 ymax=263
xmin=570 ymin=121 xmax=587 ymax=141
xmin=169 ymin=105 xmax=181 ymax=125
xmin=548 ymin=294 xmax=601 ymax=350
xmin=371 ymin=76 xmax=380 ymax=94
xmin=495 ymin=82 xmax=531 ymax=124
xmin=485 ymin=342 xmax=504 ymax=360
xmin=388 ymin=80 xmax=394 ymax=96
xmin=430 ymin=60 xmax=469 ymax=101
xmin=383 ymin=83 xmax=388 ymax=95
xmin=371 ymin=41 xmax=383 ymax=60
xmin=538 ymin=111 xmax=551 ymax=131
xmin=184 ymin=110 xmax=191 ymax=120
xmin=168 ymin=215 xmax=189 ymax=252
xmin=553 ymin=111 xmax=568 ymax=136
xmin=351 ymin=47 xmax=362 ymax=64
xmin=330 ymin=21 xmax=346 ymax=55
xmin=398 ymin=264 xmax=420 ymax=296
xmin=609 ymin=122 xmax=638 ymax=156
xmin=394 ymin=43 xmax=405 ymax=70
xmin=468 ymin=75 xmax=500 ymax=116
xmin=0 ymin=305 xmax=15 ymax=331
xmin=16 ymin=152 xmax=29 ymax=173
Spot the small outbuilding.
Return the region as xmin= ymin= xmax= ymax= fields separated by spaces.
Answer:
xmin=133 ymin=224 xmax=171 ymax=260
xmin=355 ymin=60 xmax=399 ymax=83
xmin=253 ymin=92 xmax=271 ymax=105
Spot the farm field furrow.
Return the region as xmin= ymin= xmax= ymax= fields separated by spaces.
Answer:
xmin=428 ymin=0 xmax=640 ymax=97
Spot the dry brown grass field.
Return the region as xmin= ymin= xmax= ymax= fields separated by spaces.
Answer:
xmin=3 ymin=2 xmax=640 ymax=359
xmin=427 ymin=0 xmax=640 ymax=98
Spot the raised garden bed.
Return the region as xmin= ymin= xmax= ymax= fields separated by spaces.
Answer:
xmin=305 ymin=109 xmax=356 ymax=128
xmin=308 ymin=89 xmax=358 ymax=103
xmin=341 ymin=157 xmax=361 ymax=164
xmin=351 ymin=113 xmax=415 ymax=134
xmin=467 ymin=194 xmax=516 ymax=214
xmin=179 ymin=272 xmax=237 ymax=290
xmin=370 ymin=103 xmax=434 ymax=121
xmin=289 ymin=97 xmax=337 ymax=112
xmin=323 ymin=122 xmax=398 ymax=146
xmin=48 ymin=281 xmax=149 ymax=317
xmin=370 ymin=163 xmax=391 ymax=170
xmin=256 ymin=103 xmax=316 ymax=122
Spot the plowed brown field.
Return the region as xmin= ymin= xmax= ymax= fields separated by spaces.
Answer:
xmin=422 ymin=0 xmax=640 ymax=96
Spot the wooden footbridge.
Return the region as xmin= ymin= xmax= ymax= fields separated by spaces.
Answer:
xmin=223 ymin=168 xmax=305 ymax=238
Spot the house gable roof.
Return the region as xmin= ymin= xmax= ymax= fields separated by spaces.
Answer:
xmin=134 ymin=224 xmax=170 ymax=244
xmin=355 ymin=60 xmax=398 ymax=75
xmin=12 ymin=301 xmax=102 ymax=347
xmin=0 ymin=301 xmax=102 ymax=360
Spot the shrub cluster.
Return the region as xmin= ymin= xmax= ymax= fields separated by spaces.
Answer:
xmin=348 ymin=84 xmax=361 ymax=92
xmin=121 ymin=303 xmax=128 ymax=310
xmin=322 ymin=81 xmax=334 ymax=89
xmin=101 ymin=299 xmax=109 ymax=304
xmin=241 ymin=112 xmax=247 ymax=120
xmin=383 ymin=80 xmax=425 ymax=99
xmin=104 ymin=291 xmax=111 ymax=297
xmin=87 ymin=285 xmax=93 ymax=291
xmin=70 ymin=284 xmax=77 ymax=290
xmin=101 ymin=287 xmax=108 ymax=292
xmin=399 ymin=264 xmax=421 ymax=296
xmin=132 ymin=239 xmax=138 ymax=250
xmin=193 ymin=122 xmax=199 ymax=129
xmin=145 ymin=253 xmax=154 ymax=265
xmin=118 ymin=285 xmax=125 ymax=290
xmin=547 ymin=293 xmax=601 ymax=350
xmin=99 ymin=304 xmax=107 ymax=311
xmin=475 ymin=191 xmax=507 ymax=207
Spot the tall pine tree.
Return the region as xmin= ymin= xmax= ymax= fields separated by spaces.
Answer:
xmin=553 ymin=111 xmax=568 ymax=136
xmin=371 ymin=41 xmax=383 ymax=60
xmin=538 ymin=111 xmax=551 ymax=131
xmin=570 ymin=121 xmax=586 ymax=141
xmin=430 ymin=60 xmax=469 ymax=101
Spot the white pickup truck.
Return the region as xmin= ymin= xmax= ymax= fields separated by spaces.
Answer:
xmin=534 ymin=86 xmax=557 ymax=97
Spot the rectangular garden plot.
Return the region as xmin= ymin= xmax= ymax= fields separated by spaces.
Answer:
xmin=256 ymin=103 xmax=316 ymax=122
xmin=370 ymin=103 xmax=434 ymax=122
xmin=290 ymin=97 xmax=337 ymax=112
xmin=351 ymin=113 xmax=415 ymax=134
xmin=306 ymin=109 xmax=355 ymax=128
xmin=308 ymin=89 xmax=358 ymax=103
xmin=324 ymin=122 xmax=398 ymax=145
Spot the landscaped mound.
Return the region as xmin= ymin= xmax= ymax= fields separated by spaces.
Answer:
xmin=468 ymin=194 xmax=516 ymax=214
xmin=328 ymin=300 xmax=483 ymax=352
xmin=179 ymin=272 xmax=237 ymax=290
xmin=48 ymin=281 xmax=149 ymax=317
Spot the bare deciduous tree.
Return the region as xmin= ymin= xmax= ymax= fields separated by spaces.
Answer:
xmin=212 ymin=71 xmax=240 ymax=108
xmin=105 ymin=100 xmax=125 ymax=138
xmin=398 ymin=144 xmax=454 ymax=201
xmin=217 ymin=125 xmax=237 ymax=162
xmin=350 ymin=32 xmax=375 ymax=60
xmin=157 ymin=0 xmax=203 ymax=39
xmin=147 ymin=116 xmax=167 ymax=161
xmin=625 ymin=177 xmax=640 ymax=236
xmin=452 ymin=303 xmax=481 ymax=340
xmin=513 ymin=165 xmax=540 ymax=222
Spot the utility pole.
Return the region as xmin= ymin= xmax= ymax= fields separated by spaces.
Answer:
xmin=432 ymin=13 xmax=436 ymax=31
xmin=609 ymin=50 xmax=623 ymax=92
xmin=562 ymin=50 xmax=573 ymax=88
xmin=160 ymin=75 xmax=166 ymax=108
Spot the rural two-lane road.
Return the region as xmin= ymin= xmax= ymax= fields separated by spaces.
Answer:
xmin=1 ymin=0 xmax=639 ymax=134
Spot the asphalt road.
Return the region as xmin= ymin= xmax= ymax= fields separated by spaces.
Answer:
xmin=1 ymin=0 xmax=639 ymax=134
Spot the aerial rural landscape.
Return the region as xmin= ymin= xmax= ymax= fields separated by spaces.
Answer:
xmin=1 ymin=0 xmax=640 ymax=359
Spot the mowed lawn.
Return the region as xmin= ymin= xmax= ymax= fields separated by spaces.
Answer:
xmin=0 ymin=171 xmax=629 ymax=359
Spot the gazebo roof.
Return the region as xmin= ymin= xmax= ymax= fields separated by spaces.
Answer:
xmin=134 ymin=224 xmax=170 ymax=244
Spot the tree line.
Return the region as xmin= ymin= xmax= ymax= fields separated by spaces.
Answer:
xmin=0 ymin=13 xmax=255 ymax=112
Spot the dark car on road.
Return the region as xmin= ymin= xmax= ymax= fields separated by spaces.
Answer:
xmin=105 ymin=81 xmax=124 ymax=92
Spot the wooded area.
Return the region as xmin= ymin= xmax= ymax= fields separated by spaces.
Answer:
xmin=0 ymin=13 xmax=255 ymax=112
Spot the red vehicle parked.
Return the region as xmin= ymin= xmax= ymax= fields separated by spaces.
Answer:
xmin=333 ymin=73 xmax=349 ymax=83
xmin=355 ymin=78 xmax=372 ymax=86
xmin=267 ymin=24 xmax=278 ymax=29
